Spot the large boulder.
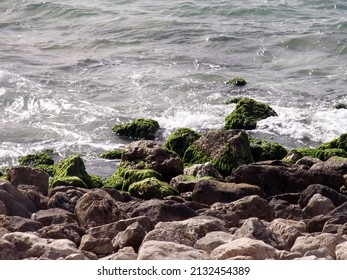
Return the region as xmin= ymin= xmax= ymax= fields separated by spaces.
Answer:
xmin=120 ymin=140 xmax=183 ymax=181
xmin=191 ymin=179 xmax=264 ymax=205
xmin=210 ymin=237 xmax=277 ymax=260
xmin=130 ymin=199 xmax=197 ymax=225
xmin=229 ymin=160 xmax=345 ymax=197
xmin=224 ymin=98 xmax=277 ymax=130
xmin=183 ymin=129 xmax=253 ymax=177
xmin=138 ymin=240 xmax=210 ymax=260
xmin=7 ymin=166 xmax=49 ymax=196
xmin=291 ymin=233 xmax=346 ymax=259
xmin=210 ymin=195 xmax=275 ymax=222
xmin=75 ymin=189 xmax=128 ymax=229
xmin=164 ymin=128 xmax=201 ymax=159
xmin=303 ymin=194 xmax=335 ymax=217
xmin=112 ymin=222 xmax=147 ymax=252
xmin=112 ymin=118 xmax=160 ymax=140
xmin=142 ymin=216 xmax=226 ymax=247
xmin=0 ymin=180 xmax=36 ymax=218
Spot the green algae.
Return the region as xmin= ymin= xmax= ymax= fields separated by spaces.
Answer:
xmin=112 ymin=118 xmax=160 ymax=140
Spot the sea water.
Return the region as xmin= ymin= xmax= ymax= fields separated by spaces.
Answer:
xmin=0 ymin=0 xmax=346 ymax=175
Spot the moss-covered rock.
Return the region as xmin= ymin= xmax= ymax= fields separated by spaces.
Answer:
xmin=318 ymin=133 xmax=347 ymax=152
xmin=164 ymin=128 xmax=201 ymax=159
xmin=224 ymin=98 xmax=277 ymax=130
xmin=51 ymin=176 xmax=88 ymax=189
xmin=183 ymin=129 xmax=253 ymax=177
xmin=225 ymin=97 xmax=243 ymax=105
xmin=35 ymin=164 xmax=57 ymax=177
xmin=18 ymin=152 xmax=54 ymax=166
xmin=99 ymin=149 xmax=123 ymax=160
xmin=51 ymin=155 xmax=102 ymax=189
xmin=103 ymin=166 xmax=163 ymax=191
xmin=249 ymin=138 xmax=288 ymax=162
xmin=227 ymin=77 xmax=247 ymax=86
xmin=112 ymin=118 xmax=160 ymax=140
xmin=282 ymin=150 xmax=304 ymax=163
xmin=128 ymin=177 xmax=179 ymax=199
xmin=296 ymin=148 xmax=347 ymax=161
xmin=334 ymin=103 xmax=347 ymax=110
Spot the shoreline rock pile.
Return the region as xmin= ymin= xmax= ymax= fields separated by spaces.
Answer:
xmin=1 ymin=97 xmax=347 ymax=260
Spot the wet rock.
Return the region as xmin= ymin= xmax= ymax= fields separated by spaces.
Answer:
xmin=224 ymin=98 xmax=277 ymax=130
xmin=164 ymin=128 xmax=201 ymax=159
xmin=112 ymin=118 xmax=160 ymax=140
xmin=79 ymin=234 xmax=113 ymax=256
xmin=130 ymin=199 xmax=197 ymax=225
xmin=0 ymin=180 xmax=36 ymax=218
xmin=336 ymin=241 xmax=347 ymax=260
xmin=269 ymin=218 xmax=306 ymax=250
xmin=192 ymin=179 xmax=264 ymax=206
xmin=210 ymin=195 xmax=275 ymax=222
xmin=75 ymin=189 xmax=128 ymax=229
xmin=234 ymin=218 xmax=283 ymax=249
xmin=291 ymin=233 xmax=346 ymax=259
xmin=7 ymin=166 xmax=49 ymax=196
xmin=138 ymin=240 xmax=210 ymax=260
xmin=229 ymin=161 xmax=344 ymax=197
xmin=183 ymin=129 xmax=253 ymax=177
xmin=210 ymin=237 xmax=277 ymax=260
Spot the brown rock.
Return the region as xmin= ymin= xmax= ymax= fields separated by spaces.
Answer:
xmin=303 ymin=194 xmax=335 ymax=217
xmin=269 ymin=198 xmax=308 ymax=221
xmin=75 ymin=189 xmax=128 ymax=229
xmin=38 ymin=223 xmax=85 ymax=246
xmin=17 ymin=185 xmax=48 ymax=211
xmin=184 ymin=162 xmax=224 ymax=181
xmin=0 ymin=180 xmax=36 ymax=218
xmin=130 ymin=199 xmax=197 ymax=225
xmin=7 ymin=166 xmax=49 ymax=195
xmin=291 ymin=233 xmax=346 ymax=259
xmin=210 ymin=195 xmax=275 ymax=221
xmin=192 ymin=179 xmax=264 ymax=205
xmin=101 ymin=247 xmax=138 ymax=260
xmin=210 ymin=237 xmax=277 ymax=260
xmin=194 ymin=231 xmax=234 ymax=254
xmin=79 ymin=234 xmax=113 ymax=256
xmin=0 ymin=200 xmax=6 ymax=215
xmin=0 ymin=215 xmax=43 ymax=232
xmin=307 ymin=215 xmax=332 ymax=233
xmin=86 ymin=216 xmax=153 ymax=240
xmin=229 ymin=161 xmax=345 ymax=197
xmin=138 ymin=240 xmax=210 ymax=260
xmin=112 ymin=222 xmax=146 ymax=252
xmin=310 ymin=156 xmax=347 ymax=175
xmin=34 ymin=208 xmax=78 ymax=226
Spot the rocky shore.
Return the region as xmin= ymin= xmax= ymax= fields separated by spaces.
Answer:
xmin=1 ymin=98 xmax=347 ymax=260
